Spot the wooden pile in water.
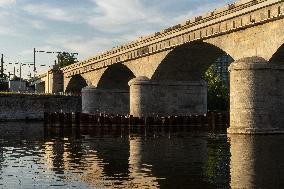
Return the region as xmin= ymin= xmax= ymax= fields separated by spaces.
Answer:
xmin=44 ymin=112 xmax=229 ymax=129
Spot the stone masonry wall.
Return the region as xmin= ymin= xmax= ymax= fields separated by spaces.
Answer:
xmin=82 ymin=87 xmax=129 ymax=115
xmin=0 ymin=94 xmax=81 ymax=120
xmin=129 ymin=77 xmax=207 ymax=117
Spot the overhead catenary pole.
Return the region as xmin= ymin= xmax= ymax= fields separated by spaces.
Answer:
xmin=1 ymin=54 xmax=4 ymax=79
xmin=33 ymin=48 xmax=36 ymax=77
xmin=19 ymin=63 xmax=21 ymax=80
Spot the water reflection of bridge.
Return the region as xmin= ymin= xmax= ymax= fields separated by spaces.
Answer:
xmin=44 ymin=128 xmax=160 ymax=188
xmin=43 ymin=127 xmax=284 ymax=188
xmin=0 ymin=123 xmax=283 ymax=188
xmin=43 ymin=127 xmax=224 ymax=188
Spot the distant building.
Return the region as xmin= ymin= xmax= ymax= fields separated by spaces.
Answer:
xmin=9 ymin=76 xmax=27 ymax=92
xmin=212 ymin=54 xmax=234 ymax=87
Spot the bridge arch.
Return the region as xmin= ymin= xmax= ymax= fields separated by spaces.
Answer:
xmin=152 ymin=41 xmax=234 ymax=81
xmin=154 ymin=41 xmax=234 ymax=112
xmin=65 ymin=75 xmax=88 ymax=94
xmin=129 ymin=41 xmax=234 ymax=116
xmin=82 ymin=63 xmax=135 ymax=115
xmin=97 ymin=63 xmax=135 ymax=90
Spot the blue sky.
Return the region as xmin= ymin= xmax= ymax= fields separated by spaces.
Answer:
xmin=0 ymin=0 xmax=235 ymax=78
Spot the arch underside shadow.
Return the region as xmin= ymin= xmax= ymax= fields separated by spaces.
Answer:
xmin=270 ymin=43 xmax=284 ymax=64
xmin=152 ymin=41 xmax=233 ymax=81
xmin=97 ymin=63 xmax=135 ymax=90
xmin=65 ymin=75 xmax=88 ymax=94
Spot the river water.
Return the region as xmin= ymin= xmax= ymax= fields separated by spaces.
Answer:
xmin=0 ymin=122 xmax=283 ymax=188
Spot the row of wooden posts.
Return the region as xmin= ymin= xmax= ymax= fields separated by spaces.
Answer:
xmin=44 ymin=112 xmax=229 ymax=130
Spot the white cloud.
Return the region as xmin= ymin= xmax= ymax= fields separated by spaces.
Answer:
xmin=0 ymin=9 xmax=18 ymax=36
xmin=0 ymin=0 xmax=16 ymax=7
xmin=21 ymin=0 xmax=236 ymax=40
xmin=89 ymin=0 xmax=146 ymax=26
xmin=23 ymin=4 xmax=80 ymax=22
xmin=86 ymin=0 xmax=234 ymax=41
xmin=88 ymin=0 xmax=164 ymax=34
xmin=44 ymin=35 xmax=97 ymax=59
xmin=28 ymin=20 xmax=47 ymax=30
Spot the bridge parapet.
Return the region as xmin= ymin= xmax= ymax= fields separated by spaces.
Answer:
xmin=62 ymin=0 xmax=284 ymax=78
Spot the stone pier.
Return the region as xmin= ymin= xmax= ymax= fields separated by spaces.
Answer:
xmin=82 ymin=86 xmax=129 ymax=115
xmin=228 ymin=57 xmax=284 ymax=134
xmin=128 ymin=76 xmax=207 ymax=117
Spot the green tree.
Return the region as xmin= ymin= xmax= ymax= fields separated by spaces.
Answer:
xmin=0 ymin=73 xmax=8 ymax=91
xmin=203 ymin=65 xmax=229 ymax=111
xmin=57 ymin=52 xmax=78 ymax=68
xmin=0 ymin=81 xmax=8 ymax=91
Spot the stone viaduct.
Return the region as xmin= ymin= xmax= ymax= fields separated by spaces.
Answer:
xmin=31 ymin=65 xmax=63 ymax=94
xmin=61 ymin=0 xmax=284 ymax=134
